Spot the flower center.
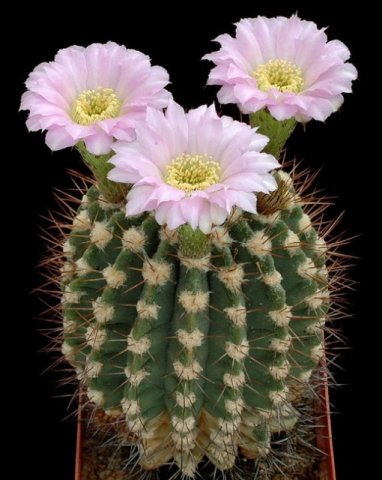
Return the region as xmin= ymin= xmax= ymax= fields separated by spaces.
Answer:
xmin=166 ymin=154 xmax=221 ymax=192
xmin=71 ymin=87 xmax=122 ymax=125
xmin=253 ymin=59 xmax=304 ymax=93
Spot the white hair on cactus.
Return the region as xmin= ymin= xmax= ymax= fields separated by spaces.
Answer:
xmin=225 ymin=397 xmax=245 ymax=416
xmin=90 ymin=221 xmax=113 ymax=248
xmin=262 ymin=270 xmax=282 ymax=286
xmin=178 ymin=290 xmax=209 ymax=313
xmin=61 ymin=285 xmax=84 ymax=305
xmin=73 ymin=210 xmax=91 ymax=230
xmin=122 ymin=227 xmax=147 ymax=252
xmin=171 ymin=415 xmax=196 ymax=433
xmin=173 ymin=360 xmax=202 ymax=380
xmin=121 ymin=398 xmax=141 ymax=416
xmin=124 ymin=367 xmax=149 ymax=386
xmin=159 ymin=225 xmax=178 ymax=245
xmin=171 ymin=431 xmax=196 ymax=449
xmin=246 ymin=231 xmax=272 ymax=257
xmin=269 ymin=361 xmax=290 ymax=380
xmin=223 ymin=371 xmax=246 ymax=389
xmin=269 ymin=306 xmax=292 ymax=327
xmin=179 ymin=253 xmax=211 ymax=271
xmin=310 ymin=344 xmax=325 ymax=362
xmin=269 ymin=335 xmax=292 ymax=354
xmin=177 ymin=329 xmax=205 ymax=350
xmin=102 ymin=265 xmax=126 ymax=288
xmin=225 ymin=339 xmax=249 ymax=361
xmin=84 ymin=360 xmax=103 ymax=379
xmin=87 ymin=388 xmax=104 ymax=406
xmin=175 ymin=391 xmax=196 ymax=408
xmin=136 ymin=300 xmax=159 ymax=320
xmin=298 ymin=213 xmax=312 ymax=232
xmin=283 ymin=230 xmax=300 ymax=255
xmin=85 ymin=325 xmax=107 ymax=350
xmin=269 ymin=386 xmax=289 ymax=405
xmin=217 ymin=264 xmax=245 ymax=293
xmin=127 ymin=334 xmax=151 ymax=354
xmin=142 ymin=259 xmax=172 ymax=285
xmin=211 ymin=226 xmax=232 ymax=248
xmin=297 ymin=257 xmax=317 ymax=279
xmin=224 ymin=305 xmax=247 ymax=327
xmin=92 ymin=298 xmax=115 ymax=324
xmin=75 ymin=257 xmax=92 ymax=275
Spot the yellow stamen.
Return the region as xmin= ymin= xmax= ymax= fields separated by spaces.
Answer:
xmin=71 ymin=87 xmax=121 ymax=125
xmin=253 ymin=59 xmax=304 ymax=93
xmin=166 ymin=154 xmax=221 ymax=192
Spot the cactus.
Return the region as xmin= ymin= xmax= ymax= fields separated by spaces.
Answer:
xmin=61 ymin=169 xmax=329 ymax=476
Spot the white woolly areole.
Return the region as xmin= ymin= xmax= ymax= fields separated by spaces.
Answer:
xmin=178 ymin=290 xmax=209 ymax=313
xmin=317 ymin=266 xmax=329 ymax=282
xmin=175 ymin=391 xmax=197 ymax=408
xmin=298 ymin=213 xmax=312 ymax=232
xmin=127 ymin=334 xmax=151 ymax=354
xmin=310 ymin=344 xmax=325 ymax=362
xmin=246 ymin=231 xmax=272 ymax=257
xmin=127 ymin=416 xmax=144 ymax=433
xmin=61 ymin=262 xmax=75 ymax=281
xmin=61 ymin=341 xmax=75 ymax=361
xmin=206 ymin=445 xmax=236 ymax=467
xmin=269 ymin=387 xmax=289 ymax=405
xmin=90 ymin=221 xmax=113 ymax=248
xmin=305 ymin=290 xmax=329 ymax=309
xmin=257 ymin=212 xmax=280 ymax=225
xmin=315 ymin=236 xmax=327 ymax=253
xmin=178 ymin=253 xmax=211 ymax=271
xmin=262 ymin=270 xmax=282 ymax=286
xmin=283 ymin=230 xmax=300 ymax=255
xmin=87 ymin=388 xmax=104 ymax=406
xmin=85 ymin=360 xmax=103 ymax=379
xmin=63 ymin=318 xmax=77 ymax=334
xmin=299 ymin=369 xmax=314 ymax=382
xmin=63 ymin=239 xmax=76 ymax=258
xmin=211 ymin=226 xmax=232 ymax=248
xmin=81 ymin=194 xmax=89 ymax=206
xmin=121 ymin=398 xmax=141 ymax=416
xmin=218 ymin=417 xmax=241 ymax=433
xmin=92 ymin=298 xmax=115 ymax=324
xmin=223 ymin=371 xmax=246 ymax=389
xmin=225 ymin=339 xmax=249 ymax=361
xmin=171 ymin=415 xmax=196 ymax=433
xmin=177 ymin=329 xmax=205 ymax=350
xmin=269 ymin=361 xmax=290 ymax=380
xmin=210 ymin=430 xmax=235 ymax=447
xmin=103 ymin=265 xmax=126 ymax=288
xmin=85 ymin=326 xmax=107 ymax=350
xmin=122 ymin=227 xmax=147 ymax=252
xmin=75 ymin=257 xmax=92 ymax=275
xmin=225 ymin=397 xmax=245 ymax=416
xmin=306 ymin=317 xmax=326 ymax=335
xmin=297 ymin=257 xmax=317 ymax=280
xmin=124 ymin=367 xmax=149 ymax=386
xmin=270 ymin=335 xmax=292 ymax=354
xmin=217 ymin=264 xmax=245 ymax=293
xmin=224 ymin=306 xmax=247 ymax=327
xmin=73 ymin=210 xmax=91 ymax=230
xmin=159 ymin=226 xmax=178 ymax=245
xmin=171 ymin=431 xmax=196 ymax=449
xmin=269 ymin=306 xmax=292 ymax=327
xmin=62 ymin=285 xmax=83 ymax=304
xmin=173 ymin=360 xmax=202 ymax=380
xmin=142 ymin=259 xmax=172 ymax=285
xmin=136 ymin=300 xmax=159 ymax=320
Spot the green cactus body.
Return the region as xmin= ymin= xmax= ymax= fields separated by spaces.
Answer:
xmin=61 ymin=172 xmax=329 ymax=476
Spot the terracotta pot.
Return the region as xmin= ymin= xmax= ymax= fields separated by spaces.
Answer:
xmin=74 ymin=383 xmax=336 ymax=480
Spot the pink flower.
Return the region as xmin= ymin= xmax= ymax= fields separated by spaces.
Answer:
xmin=108 ymin=101 xmax=279 ymax=233
xmin=20 ymin=42 xmax=172 ymax=155
xmin=204 ymin=15 xmax=357 ymax=122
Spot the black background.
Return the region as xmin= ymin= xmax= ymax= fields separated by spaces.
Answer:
xmin=10 ymin=2 xmax=373 ymax=479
